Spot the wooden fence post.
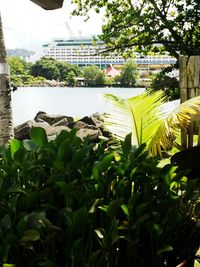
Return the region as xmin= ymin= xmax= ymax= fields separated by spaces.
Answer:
xmin=179 ymin=56 xmax=200 ymax=148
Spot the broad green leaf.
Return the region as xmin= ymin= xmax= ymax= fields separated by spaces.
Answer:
xmin=92 ymin=164 xmax=100 ymax=180
xmin=73 ymin=207 xmax=88 ymax=228
xmin=55 ymin=130 xmax=69 ymax=146
xmin=99 ymin=153 xmax=114 ymax=172
xmin=98 ymin=205 xmax=108 ymax=213
xmin=122 ymin=133 xmax=132 ymax=155
xmin=157 ymin=245 xmax=173 ymax=255
xmin=107 ymin=199 xmax=124 ymax=217
xmin=7 ymin=185 xmax=27 ymax=194
xmin=26 ymin=212 xmax=46 ymax=229
xmin=89 ymin=198 xmax=102 ymax=214
xmin=57 ymin=139 xmax=72 ymax=161
xmin=20 ymin=229 xmax=40 ymax=242
xmin=23 ymin=139 xmax=38 ymax=151
xmin=95 ymin=228 xmax=104 ymax=239
xmin=10 ymin=139 xmax=22 ymax=159
xmin=71 ymin=146 xmax=88 ymax=169
xmin=121 ymin=204 xmax=129 ymax=216
xmin=30 ymin=127 xmax=48 ymax=147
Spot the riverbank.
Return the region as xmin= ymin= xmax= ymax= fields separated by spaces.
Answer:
xmin=19 ymin=80 xmax=147 ymax=88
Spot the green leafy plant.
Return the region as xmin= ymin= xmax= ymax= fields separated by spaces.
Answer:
xmin=0 ymin=128 xmax=199 ymax=266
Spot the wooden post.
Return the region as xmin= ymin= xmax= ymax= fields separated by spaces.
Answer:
xmin=179 ymin=56 xmax=200 ymax=148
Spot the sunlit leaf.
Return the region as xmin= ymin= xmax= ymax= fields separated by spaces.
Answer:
xmin=30 ymin=127 xmax=48 ymax=147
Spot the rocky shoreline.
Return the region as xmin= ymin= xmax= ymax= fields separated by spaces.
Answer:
xmin=14 ymin=111 xmax=110 ymax=142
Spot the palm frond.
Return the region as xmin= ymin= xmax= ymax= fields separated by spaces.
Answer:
xmin=103 ymin=94 xmax=137 ymax=144
xmin=103 ymin=91 xmax=167 ymax=147
xmin=148 ymin=96 xmax=200 ymax=156
xmin=103 ymin=91 xmax=200 ymax=157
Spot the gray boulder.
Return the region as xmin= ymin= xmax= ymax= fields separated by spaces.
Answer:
xmin=14 ymin=112 xmax=107 ymax=142
xmin=76 ymin=128 xmax=100 ymax=141
xmin=34 ymin=111 xmax=74 ymax=125
xmin=14 ymin=120 xmax=70 ymax=140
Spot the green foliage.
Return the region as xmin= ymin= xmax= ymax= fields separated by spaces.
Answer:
xmin=0 ymin=128 xmax=199 ymax=266
xmin=72 ymin=0 xmax=200 ymax=58
xmin=66 ymin=71 xmax=77 ymax=87
xmin=10 ymin=75 xmax=46 ymax=87
xmin=82 ymin=65 xmax=105 ymax=87
xmin=30 ymin=57 xmax=80 ymax=82
xmin=104 ymin=75 xmax=114 ymax=85
xmin=30 ymin=57 xmax=60 ymax=80
xmin=8 ymin=56 xmax=31 ymax=76
xmin=149 ymin=70 xmax=179 ymax=101
xmin=55 ymin=61 xmax=80 ymax=81
xmin=117 ymin=60 xmax=138 ymax=87
xmin=7 ymin=56 xmax=49 ymax=86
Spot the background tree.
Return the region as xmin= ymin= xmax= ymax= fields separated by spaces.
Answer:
xmin=30 ymin=57 xmax=60 ymax=80
xmin=117 ymin=60 xmax=138 ymax=87
xmin=30 ymin=57 xmax=80 ymax=82
xmin=55 ymin=61 xmax=80 ymax=81
xmin=72 ymin=0 xmax=200 ymax=59
xmin=66 ymin=71 xmax=77 ymax=87
xmin=8 ymin=56 xmax=31 ymax=76
xmin=82 ymin=65 xmax=105 ymax=87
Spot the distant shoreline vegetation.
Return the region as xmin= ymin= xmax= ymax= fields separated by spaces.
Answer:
xmin=8 ymin=56 xmax=145 ymax=88
xmin=8 ymin=55 xmax=179 ymax=100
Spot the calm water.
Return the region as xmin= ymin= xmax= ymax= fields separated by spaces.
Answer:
xmin=11 ymin=87 xmax=145 ymax=126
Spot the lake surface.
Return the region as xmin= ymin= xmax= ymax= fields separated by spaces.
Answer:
xmin=11 ymin=87 xmax=145 ymax=126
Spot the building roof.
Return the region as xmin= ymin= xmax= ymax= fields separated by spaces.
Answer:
xmin=104 ymin=65 xmax=120 ymax=77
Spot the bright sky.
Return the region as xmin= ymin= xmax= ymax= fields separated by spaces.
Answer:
xmin=0 ymin=0 xmax=103 ymax=52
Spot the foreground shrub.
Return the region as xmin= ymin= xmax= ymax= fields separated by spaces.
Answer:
xmin=0 ymin=128 xmax=199 ymax=267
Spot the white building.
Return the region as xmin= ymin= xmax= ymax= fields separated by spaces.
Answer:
xmin=41 ymin=37 xmax=123 ymax=68
xmin=39 ymin=37 xmax=177 ymax=68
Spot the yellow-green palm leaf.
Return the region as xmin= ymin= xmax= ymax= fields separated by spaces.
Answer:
xmin=103 ymin=91 xmax=200 ymax=156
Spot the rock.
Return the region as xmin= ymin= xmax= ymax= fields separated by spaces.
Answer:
xmin=90 ymin=113 xmax=104 ymax=128
xmin=78 ymin=114 xmax=104 ymax=129
xmin=14 ymin=120 xmax=50 ymax=140
xmin=14 ymin=120 xmax=70 ymax=140
xmin=71 ymin=121 xmax=98 ymax=130
xmin=52 ymin=118 xmax=69 ymax=126
xmin=79 ymin=116 xmax=96 ymax=126
xmin=14 ymin=112 xmax=108 ymax=143
xmin=76 ymin=128 xmax=100 ymax=142
xmin=34 ymin=111 xmax=74 ymax=125
xmin=69 ymin=120 xmax=103 ymax=137
xmin=45 ymin=125 xmax=71 ymax=137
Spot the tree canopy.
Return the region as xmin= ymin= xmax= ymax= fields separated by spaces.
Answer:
xmin=8 ymin=56 xmax=30 ymax=76
xmin=82 ymin=65 xmax=105 ymax=86
xmin=72 ymin=0 xmax=200 ymax=59
xmin=30 ymin=57 xmax=80 ymax=81
xmin=117 ymin=60 xmax=138 ymax=87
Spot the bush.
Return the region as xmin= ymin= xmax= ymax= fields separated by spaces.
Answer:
xmin=0 ymin=129 xmax=199 ymax=266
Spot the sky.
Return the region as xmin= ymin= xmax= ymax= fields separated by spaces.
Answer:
xmin=0 ymin=0 xmax=103 ymax=52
